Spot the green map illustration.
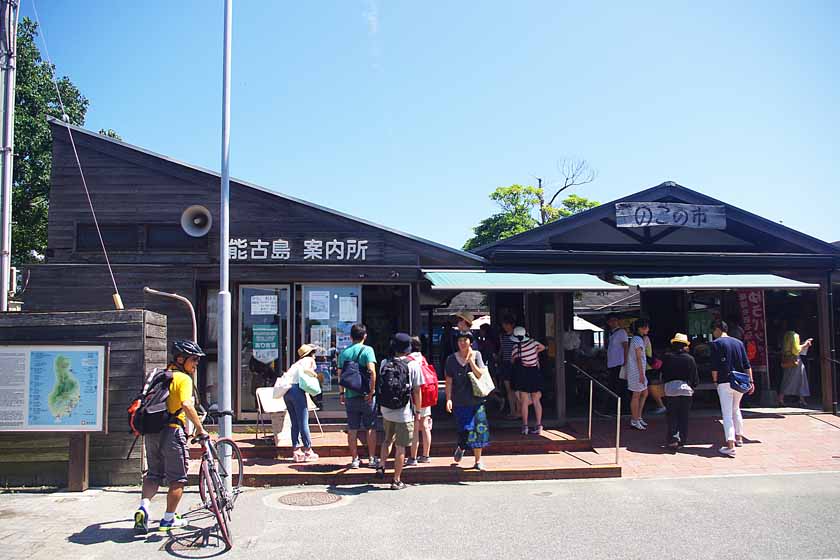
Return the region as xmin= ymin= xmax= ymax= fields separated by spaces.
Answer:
xmin=48 ymin=355 xmax=81 ymax=420
xmin=28 ymin=350 xmax=100 ymax=427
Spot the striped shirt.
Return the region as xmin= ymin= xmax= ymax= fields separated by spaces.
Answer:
xmin=511 ymin=339 xmax=541 ymax=367
xmin=500 ymin=334 xmax=516 ymax=363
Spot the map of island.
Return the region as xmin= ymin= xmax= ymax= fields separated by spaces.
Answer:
xmin=48 ymin=355 xmax=81 ymax=420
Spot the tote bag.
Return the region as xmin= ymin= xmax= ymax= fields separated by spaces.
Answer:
xmin=468 ymin=368 xmax=495 ymax=398
xmin=298 ymin=369 xmax=322 ymax=396
xmin=273 ymin=372 xmax=293 ymax=399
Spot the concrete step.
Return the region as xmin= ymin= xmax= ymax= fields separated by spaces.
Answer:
xmin=188 ymin=452 xmax=621 ymax=487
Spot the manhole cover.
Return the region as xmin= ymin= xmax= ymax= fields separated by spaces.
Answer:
xmin=279 ymin=491 xmax=341 ymax=507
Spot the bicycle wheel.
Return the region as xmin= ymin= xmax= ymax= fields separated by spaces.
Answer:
xmin=213 ymin=438 xmax=244 ymax=505
xmin=200 ymin=461 xmax=232 ymax=550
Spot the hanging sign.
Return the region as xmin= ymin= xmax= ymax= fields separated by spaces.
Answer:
xmin=616 ymin=202 xmax=726 ymax=229
xmin=252 ymin=324 xmax=279 ymax=364
xmin=737 ymin=289 xmax=767 ymax=370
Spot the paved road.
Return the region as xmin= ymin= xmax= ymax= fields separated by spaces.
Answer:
xmin=2 ymin=472 xmax=840 ymax=560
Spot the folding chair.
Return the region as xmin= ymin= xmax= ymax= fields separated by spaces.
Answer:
xmin=255 ymin=387 xmax=285 ymax=443
xmin=305 ymin=392 xmax=325 ymax=436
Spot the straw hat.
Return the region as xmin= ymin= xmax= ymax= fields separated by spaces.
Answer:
xmin=670 ymin=333 xmax=690 ymax=347
xmin=297 ymin=344 xmax=320 ymax=358
xmin=452 ymin=311 xmax=475 ymax=325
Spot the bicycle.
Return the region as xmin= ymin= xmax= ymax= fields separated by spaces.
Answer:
xmin=191 ymin=410 xmax=243 ymax=550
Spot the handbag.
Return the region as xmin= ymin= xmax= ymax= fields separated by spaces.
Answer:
xmin=781 ymin=356 xmax=800 ymax=369
xmin=468 ymin=367 xmax=495 ymax=398
xmin=273 ymin=372 xmax=293 ymax=399
xmin=664 ymin=380 xmax=694 ymax=397
xmin=298 ymin=369 xmax=322 ymax=396
xmin=618 ymin=364 xmax=627 ymax=380
xmin=729 ymin=370 xmax=752 ymax=394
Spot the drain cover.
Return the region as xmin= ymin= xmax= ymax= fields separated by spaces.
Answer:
xmin=279 ymin=491 xmax=342 ymax=507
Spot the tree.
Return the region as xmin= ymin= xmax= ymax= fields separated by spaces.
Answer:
xmin=535 ymin=158 xmax=597 ymax=225
xmin=12 ymin=18 xmax=88 ymax=265
xmin=463 ymin=183 xmax=599 ymax=250
xmin=98 ymin=128 xmax=121 ymax=140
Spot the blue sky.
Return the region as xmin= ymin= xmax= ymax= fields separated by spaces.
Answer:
xmin=22 ymin=1 xmax=840 ymax=248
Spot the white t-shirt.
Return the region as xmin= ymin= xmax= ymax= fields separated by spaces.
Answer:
xmin=379 ymin=357 xmax=424 ymax=423
xmin=607 ymin=328 xmax=629 ymax=368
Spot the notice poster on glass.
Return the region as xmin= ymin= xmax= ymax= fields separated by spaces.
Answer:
xmin=251 ymin=294 xmax=278 ymax=316
xmin=339 ymin=296 xmax=358 ymax=323
xmin=0 ymin=344 xmax=108 ymax=432
xmin=252 ymin=324 xmax=279 ymax=364
xmin=308 ymin=291 xmax=331 ymax=320
xmin=316 ymin=360 xmax=332 ymax=392
xmin=310 ymin=325 xmax=332 ymax=355
xmin=336 ymin=333 xmax=353 ymax=351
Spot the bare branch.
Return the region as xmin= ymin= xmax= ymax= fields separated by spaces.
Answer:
xmin=546 ymin=158 xmax=597 ymax=207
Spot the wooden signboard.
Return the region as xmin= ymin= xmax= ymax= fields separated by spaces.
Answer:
xmin=616 ymin=202 xmax=726 ymax=229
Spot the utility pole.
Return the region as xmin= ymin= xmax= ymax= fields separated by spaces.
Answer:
xmin=217 ymin=0 xmax=233 ymax=492
xmin=0 ymin=0 xmax=19 ymax=312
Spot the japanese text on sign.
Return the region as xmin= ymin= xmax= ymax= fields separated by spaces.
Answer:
xmin=737 ymin=289 xmax=767 ymax=370
xmin=228 ymin=238 xmax=368 ymax=262
xmin=615 ymin=202 xmax=726 ymax=229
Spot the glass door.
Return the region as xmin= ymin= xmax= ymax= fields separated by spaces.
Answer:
xmin=301 ymin=284 xmax=362 ymax=415
xmin=238 ymin=285 xmax=291 ymax=415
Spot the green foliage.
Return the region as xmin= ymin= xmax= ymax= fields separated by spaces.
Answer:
xmin=12 ymin=18 xmax=88 ymax=265
xmin=463 ymin=184 xmax=599 ymax=250
xmin=98 ymin=128 xmax=121 ymax=140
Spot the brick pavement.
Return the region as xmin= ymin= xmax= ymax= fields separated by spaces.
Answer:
xmin=567 ymin=412 xmax=840 ymax=478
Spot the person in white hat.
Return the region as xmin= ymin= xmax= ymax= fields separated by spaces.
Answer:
xmin=510 ymin=326 xmax=547 ymax=435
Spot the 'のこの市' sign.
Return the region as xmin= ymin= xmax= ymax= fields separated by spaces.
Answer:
xmin=737 ymin=289 xmax=767 ymax=370
xmin=0 ymin=344 xmax=108 ymax=432
xmin=615 ymin=202 xmax=726 ymax=229
xmin=228 ymin=238 xmax=370 ymax=262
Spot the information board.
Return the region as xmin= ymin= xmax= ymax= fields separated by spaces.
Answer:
xmin=0 ymin=344 xmax=108 ymax=432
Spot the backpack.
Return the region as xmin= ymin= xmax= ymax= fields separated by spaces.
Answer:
xmin=378 ymin=358 xmax=412 ymax=409
xmin=127 ymin=369 xmax=182 ymax=436
xmin=408 ymin=354 xmax=438 ymax=408
xmin=339 ymin=355 xmax=371 ymax=394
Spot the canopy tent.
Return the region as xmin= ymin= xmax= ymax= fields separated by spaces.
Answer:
xmin=423 ymin=271 xmax=626 ymax=292
xmin=573 ymin=316 xmax=603 ymax=332
xmin=617 ymin=274 xmax=820 ymax=291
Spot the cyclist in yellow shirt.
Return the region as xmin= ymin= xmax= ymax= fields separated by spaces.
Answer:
xmin=134 ymin=340 xmax=207 ymax=534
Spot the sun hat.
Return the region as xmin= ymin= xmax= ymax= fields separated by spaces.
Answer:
xmin=452 ymin=311 xmax=475 ymax=325
xmin=510 ymin=326 xmax=531 ymax=342
xmin=390 ymin=332 xmax=412 ymax=354
xmin=297 ymin=344 xmax=320 ymax=358
xmin=670 ymin=333 xmax=690 ymax=347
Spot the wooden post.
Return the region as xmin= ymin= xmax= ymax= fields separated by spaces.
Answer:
xmin=554 ymin=292 xmax=567 ymax=423
xmin=67 ymin=433 xmax=90 ymax=492
xmin=818 ymin=278 xmax=834 ymax=412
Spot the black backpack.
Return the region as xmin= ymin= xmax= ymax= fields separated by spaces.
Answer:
xmin=127 ymin=369 xmax=182 ymax=435
xmin=378 ymin=358 xmax=411 ymax=409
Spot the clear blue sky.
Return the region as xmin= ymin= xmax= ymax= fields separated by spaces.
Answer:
xmin=22 ymin=0 xmax=840 ymax=248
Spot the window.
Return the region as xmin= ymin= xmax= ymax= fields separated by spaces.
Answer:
xmin=146 ymin=224 xmax=208 ymax=252
xmin=76 ymin=224 xmax=139 ymax=251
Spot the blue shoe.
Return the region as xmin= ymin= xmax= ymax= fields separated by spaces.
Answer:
xmin=133 ymin=506 xmax=149 ymax=534
xmin=158 ymin=515 xmax=186 ymax=532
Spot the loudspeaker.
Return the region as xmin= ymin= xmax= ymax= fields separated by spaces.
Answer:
xmin=180 ymin=205 xmax=213 ymax=237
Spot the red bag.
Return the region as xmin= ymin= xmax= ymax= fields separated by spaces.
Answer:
xmin=409 ymin=354 xmax=439 ymax=408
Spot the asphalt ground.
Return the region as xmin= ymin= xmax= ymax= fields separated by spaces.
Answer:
xmin=1 ymin=472 xmax=839 ymax=560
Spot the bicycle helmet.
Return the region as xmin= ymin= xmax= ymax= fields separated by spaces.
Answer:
xmin=171 ymin=339 xmax=206 ymax=358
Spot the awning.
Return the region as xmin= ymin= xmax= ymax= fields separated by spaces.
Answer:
xmin=423 ymin=271 xmax=627 ymax=292
xmin=574 ymin=316 xmax=603 ymax=332
xmin=617 ymin=274 xmax=820 ymax=291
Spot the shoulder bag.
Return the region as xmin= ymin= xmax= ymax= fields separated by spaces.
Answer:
xmin=298 ymin=369 xmax=322 ymax=396
xmin=729 ymin=370 xmax=752 ymax=394
xmin=468 ymin=365 xmax=495 ymax=398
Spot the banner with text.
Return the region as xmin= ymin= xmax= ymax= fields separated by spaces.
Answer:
xmin=737 ymin=289 xmax=767 ymax=371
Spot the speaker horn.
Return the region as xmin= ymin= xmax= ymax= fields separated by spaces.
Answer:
xmin=180 ymin=205 xmax=213 ymax=237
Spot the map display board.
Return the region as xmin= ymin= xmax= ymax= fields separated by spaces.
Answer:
xmin=0 ymin=344 xmax=108 ymax=432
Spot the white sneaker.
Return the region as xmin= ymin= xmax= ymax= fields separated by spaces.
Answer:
xmin=719 ymin=446 xmax=736 ymax=457
xmin=630 ymin=419 xmax=646 ymax=430
xmin=638 ymin=418 xmax=649 ymax=427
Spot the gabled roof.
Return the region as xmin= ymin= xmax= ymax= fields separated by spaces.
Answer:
xmin=47 ymin=117 xmax=486 ymax=264
xmin=471 ymin=181 xmax=840 ymax=257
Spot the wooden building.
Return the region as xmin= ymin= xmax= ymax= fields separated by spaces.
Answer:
xmin=24 ymin=120 xmax=484 ymax=420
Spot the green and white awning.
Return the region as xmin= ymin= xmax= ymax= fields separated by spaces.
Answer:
xmin=423 ymin=271 xmax=626 ymax=292
xmin=617 ymin=274 xmax=819 ymax=291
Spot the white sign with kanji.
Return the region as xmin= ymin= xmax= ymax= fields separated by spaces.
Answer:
xmin=615 ymin=202 xmax=726 ymax=229
xmin=228 ymin=238 xmax=369 ymax=262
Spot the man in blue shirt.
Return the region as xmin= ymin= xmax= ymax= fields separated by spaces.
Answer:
xmin=710 ymin=320 xmax=754 ymax=457
xmin=337 ymin=323 xmax=379 ymax=469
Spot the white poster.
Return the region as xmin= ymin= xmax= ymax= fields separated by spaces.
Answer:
xmin=250 ymin=294 xmax=278 ymax=316
xmin=339 ymin=296 xmax=358 ymax=323
xmin=336 ymin=333 xmax=352 ymax=351
xmin=308 ymin=291 xmax=331 ymax=320
xmin=310 ymin=325 xmax=332 ymax=355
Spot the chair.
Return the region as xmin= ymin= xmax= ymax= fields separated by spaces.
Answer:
xmin=255 ymin=387 xmax=323 ymax=444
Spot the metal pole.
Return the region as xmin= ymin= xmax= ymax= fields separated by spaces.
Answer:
xmin=587 ymin=379 xmax=593 ymax=441
xmin=0 ymin=0 xmax=19 ymax=312
xmin=143 ymin=287 xmax=197 ymax=343
xmin=217 ymin=0 xmax=233 ymax=494
xmin=615 ymin=396 xmax=621 ymax=465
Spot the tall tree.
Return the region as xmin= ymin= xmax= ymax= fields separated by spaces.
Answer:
xmin=12 ymin=18 xmax=88 ymax=265
xmin=535 ymin=158 xmax=596 ymax=225
xmin=463 ymin=184 xmax=599 ymax=250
